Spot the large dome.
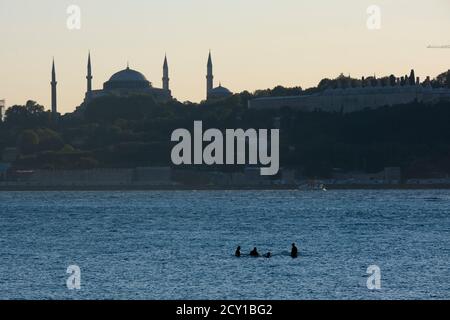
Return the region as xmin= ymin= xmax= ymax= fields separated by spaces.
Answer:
xmin=210 ymin=85 xmax=232 ymax=95
xmin=103 ymin=67 xmax=151 ymax=90
xmin=208 ymin=84 xmax=233 ymax=100
xmin=108 ymin=67 xmax=148 ymax=82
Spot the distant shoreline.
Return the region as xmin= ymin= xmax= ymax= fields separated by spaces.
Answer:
xmin=0 ymin=184 xmax=449 ymax=191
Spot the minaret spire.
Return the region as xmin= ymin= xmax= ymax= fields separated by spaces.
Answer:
xmin=86 ymin=51 xmax=92 ymax=95
xmin=207 ymin=50 xmax=212 ymax=67
xmin=163 ymin=54 xmax=169 ymax=91
xmin=206 ymin=50 xmax=214 ymax=99
xmin=51 ymin=58 xmax=57 ymax=115
xmin=164 ymin=53 xmax=168 ymax=68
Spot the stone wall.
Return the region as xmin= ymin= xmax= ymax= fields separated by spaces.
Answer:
xmin=28 ymin=168 xmax=134 ymax=186
xmin=14 ymin=167 xmax=172 ymax=187
xmin=134 ymin=167 xmax=171 ymax=185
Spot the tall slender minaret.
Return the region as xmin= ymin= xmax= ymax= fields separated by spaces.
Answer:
xmin=87 ymin=52 xmax=92 ymax=94
xmin=51 ymin=58 xmax=57 ymax=115
xmin=163 ymin=54 xmax=169 ymax=91
xmin=206 ymin=51 xmax=214 ymax=99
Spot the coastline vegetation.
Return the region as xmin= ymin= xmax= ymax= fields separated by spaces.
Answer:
xmin=1 ymin=71 xmax=449 ymax=179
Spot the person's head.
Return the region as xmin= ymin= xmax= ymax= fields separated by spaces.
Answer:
xmin=253 ymin=247 xmax=257 ymax=251
xmin=292 ymin=243 xmax=296 ymax=247
xmin=237 ymin=246 xmax=241 ymax=250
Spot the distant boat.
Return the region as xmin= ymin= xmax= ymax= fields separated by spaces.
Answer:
xmin=298 ymin=181 xmax=327 ymax=191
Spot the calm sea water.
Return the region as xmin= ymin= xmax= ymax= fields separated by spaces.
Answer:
xmin=0 ymin=190 xmax=449 ymax=300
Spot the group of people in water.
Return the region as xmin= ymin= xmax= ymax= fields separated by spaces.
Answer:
xmin=235 ymin=243 xmax=298 ymax=259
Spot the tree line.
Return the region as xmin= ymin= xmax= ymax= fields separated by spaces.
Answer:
xmin=1 ymin=71 xmax=449 ymax=178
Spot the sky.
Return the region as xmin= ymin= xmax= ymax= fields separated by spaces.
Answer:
xmin=0 ymin=0 xmax=449 ymax=114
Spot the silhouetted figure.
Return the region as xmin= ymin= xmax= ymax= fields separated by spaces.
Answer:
xmin=263 ymin=252 xmax=272 ymax=258
xmin=250 ymin=247 xmax=260 ymax=257
xmin=235 ymin=246 xmax=241 ymax=257
xmin=291 ymin=243 xmax=298 ymax=258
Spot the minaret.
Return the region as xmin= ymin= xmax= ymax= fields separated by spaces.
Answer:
xmin=51 ymin=58 xmax=57 ymax=115
xmin=87 ymin=52 xmax=92 ymax=94
xmin=163 ymin=54 xmax=169 ymax=91
xmin=206 ymin=51 xmax=214 ymax=99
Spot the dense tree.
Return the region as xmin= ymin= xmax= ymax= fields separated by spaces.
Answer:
xmin=254 ymin=86 xmax=303 ymax=98
xmin=84 ymin=95 xmax=162 ymax=122
xmin=4 ymin=100 xmax=51 ymax=128
xmin=409 ymin=69 xmax=416 ymax=85
xmin=34 ymin=128 xmax=64 ymax=152
xmin=17 ymin=130 xmax=39 ymax=154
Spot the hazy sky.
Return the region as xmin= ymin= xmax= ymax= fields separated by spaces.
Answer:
xmin=0 ymin=0 xmax=449 ymax=114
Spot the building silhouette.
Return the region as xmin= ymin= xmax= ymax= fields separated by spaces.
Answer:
xmin=83 ymin=54 xmax=172 ymax=105
xmin=51 ymin=59 xmax=57 ymax=115
xmin=49 ymin=53 xmax=448 ymax=113
xmin=249 ymin=70 xmax=450 ymax=113
xmin=50 ymin=51 xmax=236 ymax=112
xmin=206 ymin=51 xmax=233 ymax=100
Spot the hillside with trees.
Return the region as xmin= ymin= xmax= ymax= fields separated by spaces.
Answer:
xmin=1 ymin=71 xmax=450 ymax=179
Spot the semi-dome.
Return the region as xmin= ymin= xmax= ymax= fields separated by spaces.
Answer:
xmin=109 ymin=67 xmax=148 ymax=82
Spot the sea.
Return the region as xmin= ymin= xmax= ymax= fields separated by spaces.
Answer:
xmin=0 ymin=190 xmax=449 ymax=300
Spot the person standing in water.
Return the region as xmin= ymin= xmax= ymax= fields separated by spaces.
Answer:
xmin=291 ymin=243 xmax=298 ymax=258
xmin=250 ymin=247 xmax=260 ymax=257
xmin=235 ymin=246 xmax=241 ymax=257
